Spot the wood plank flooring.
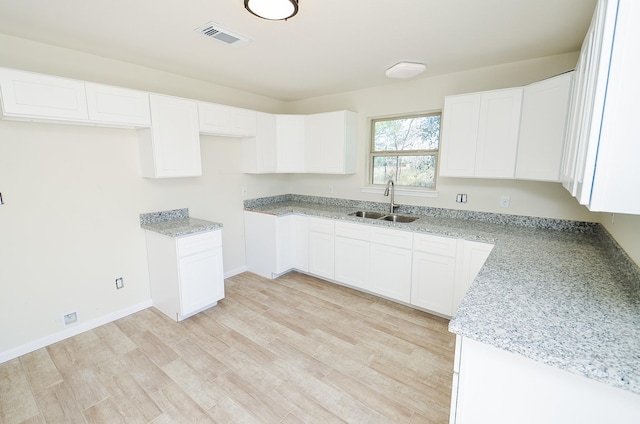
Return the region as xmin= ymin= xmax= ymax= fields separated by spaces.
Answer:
xmin=0 ymin=271 xmax=456 ymax=423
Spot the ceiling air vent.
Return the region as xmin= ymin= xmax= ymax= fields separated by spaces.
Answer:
xmin=194 ymin=22 xmax=252 ymax=48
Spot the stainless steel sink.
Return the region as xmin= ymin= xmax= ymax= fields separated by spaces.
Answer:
xmin=380 ymin=214 xmax=418 ymax=223
xmin=350 ymin=211 xmax=386 ymax=219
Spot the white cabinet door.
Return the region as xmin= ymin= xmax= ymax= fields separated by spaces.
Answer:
xmin=334 ymin=222 xmax=371 ymax=291
xmin=146 ymin=230 xmax=224 ymax=322
xmin=139 ymin=94 xmax=201 ymax=178
xmin=179 ymin=246 xmax=224 ymax=316
xmin=198 ymin=102 xmax=256 ymax=137
xmin=411 ymin=252 xmax=456 ymax=316
xmin=440 ymin=93 xmax=481 ymax=177
xmin=85 ymin=83 xmax=151 ymax=127
xmin=276 ymin=114 xmax=305 ymax=173
xmin=308 ymin=217 xmax=335 ymax=280
xmin=305 ymin=111 xmax=357 ymax=174
xmin=516 ymin=72 xmax=573 ymax=182
xmin=244 ymin=211 xmax=277 ymax=279
xmin=455 ymin=240 xmax=493 ymax=312
xmin=411 ymin=233 xmax=458 ymax=316
xmin=293 ymin=215 xmax=309 ymax=272
xmin=474 ymin=88 xmax=523 ymax=178
xmin=588 ymin=0 xmax=640 ymax=214
xmin=370 ymin=243 xmax=412 ymax=303
xmin=0 ymin=67 xmax=88 ymax=122
xmin=243 ymin=112 xmax=276 ymax=173
xmin=276 ymin=215 xmax=295 ymax=274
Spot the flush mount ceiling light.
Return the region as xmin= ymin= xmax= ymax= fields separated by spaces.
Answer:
xmin=385 ymin=62 xmax=427 ymax=79
xmin=244 ymin=0 xmax=299 ymax=20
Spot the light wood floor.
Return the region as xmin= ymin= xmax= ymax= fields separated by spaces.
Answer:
xmin=0 ymin=271 xmax=456 ymax=423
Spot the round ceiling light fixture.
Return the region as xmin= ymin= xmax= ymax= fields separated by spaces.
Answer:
xmin=385 ymin=62 xmax=427 ymax=79
xmin=244 ymin=0 xmax=299 ymax=21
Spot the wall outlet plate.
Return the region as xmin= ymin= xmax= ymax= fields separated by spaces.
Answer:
xmin=115 ymin=277 xmax=124 ymax=289
xmin=500 ymin=195 xmax=510 ymax=208
xmin=63 ymin=312 xmax=78 ymax=326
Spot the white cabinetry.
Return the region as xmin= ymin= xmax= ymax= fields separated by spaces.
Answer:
xmin=244 ymin=211 xmax=308 ymax=278
xmin=440 ymin=88 xmax=522 ymax=178
xmin=562 ymin=0 xmax=640 ymax=214
xmin=370 ymin=227 xmax=413 ymax=303
xmin=139 ymin=94 xmax=202 ymax=178
xmin=516 ymin=72 xmax=573 ymax=181
xmin=242 ymin=112 xmax=277 ymax=173
xmin=145 ymin=230 xmax=224 ymax=322
xmin=411 ymin=233 xmax=459 ymax=316
xmin=85 ymin=83 xmax=151 ymax=127
xmin=305 ymin=110 xmax=357 ymax=174
xmin=308 ymin=217 xmax=335 ymax=280
xmin=198 ymin=102 xmax=256 ymax=137
xmin=454 ymin=240 xmax=494 ymax=311
xmin=0 ymin=67 xmax=88 ymax=122
xmin=334 ymin=221 xmax=371 ymax=291
xmin=276 ymin=114 xmax=305 ymax=173
xmin=450 ymin=336 xmax=640 ymax=424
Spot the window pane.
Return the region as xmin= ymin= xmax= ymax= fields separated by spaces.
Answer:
xmin=372 ymin=155 xmax=437 ymax=188
xmin=373 ymin=115 xmax=440 ymax=152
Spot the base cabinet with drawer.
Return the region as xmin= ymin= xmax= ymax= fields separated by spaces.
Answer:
xmin=144 ymin=229 xmax=224 ymax=321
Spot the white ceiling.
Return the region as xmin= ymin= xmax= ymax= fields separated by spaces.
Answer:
xmin=0 ymin=0 xmax=597 ymax=101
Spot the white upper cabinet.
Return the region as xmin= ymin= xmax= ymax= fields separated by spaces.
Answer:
xmin=516 ymin=72 xmax=573 ymax=182
xmin=242 ymin=112 xmax=277 ymax=173
xmin=439 ymin=94 xmax=481 ymax=177
xmin=562 ymin=0 xmax=640 ymax=214
xmin=276 ymin=114 xmax=305 ymax=173
xmin=0 ymin=67 xmax=88 ymax=122
xmin=85 ymin=83 xmax=151 ymax=127
xmin=198 ymin=102 xmax=257 ymax=137
xmin=440 ymin=88 xmax=522 ymax=178
xmin=139 ymin=94 xmax=202 ymax=178
xmin=474 ymin=88 xmax=523 ymax=178
xmin=305 ymin=110 xmax=357 ymax=174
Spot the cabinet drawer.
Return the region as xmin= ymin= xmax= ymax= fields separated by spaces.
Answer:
xmin=177 ymin=230 xmax=221 ymax=257
xmin=413 ymin=233 xmax=458 ymax=257
xmin=308 ymin=217 xmax=334 ymax=235
xmin=370 ymin=227 xmax=413 ymax=249
xmin=335 ymin=221 xmax=370 ymax=241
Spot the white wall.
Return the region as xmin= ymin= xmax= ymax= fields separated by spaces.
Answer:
xmin=285 ymin=52 xmax=597 ymax=221
xmin=601 ymin=214 xmax=640 ymax=266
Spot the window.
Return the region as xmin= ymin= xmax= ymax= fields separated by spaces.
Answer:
xmin=370 ymin=112 xmax=440 ymax=189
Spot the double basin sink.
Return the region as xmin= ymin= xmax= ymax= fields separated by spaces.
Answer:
xmin=349 ymin=211 xmax=418 ymax=223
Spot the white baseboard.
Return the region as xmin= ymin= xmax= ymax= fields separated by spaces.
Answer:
xmin=0 ymin=299 xmax=153 ymax=364
xmin=224 ymin=265 xmax=247 ymax=279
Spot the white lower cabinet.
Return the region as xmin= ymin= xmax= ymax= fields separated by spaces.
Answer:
xmin=145 ymin=230 xmax=224 ymax=322
xmin=334 ymin=221 xmax=371 ymax=291
xmin=455 ymin=240 xmax=494 ymax=311
xmin=411 ymin=233 xmax=459 ymax=316
xmin=450 ymin=336 xmax=640 ymax=424
xmin=308 ymin=217 xmax=335 ymax=280
xmin=370 ymin=227 xmax=413 ymax=303
xmin=243 ymin=213 xmax=493 ymax=317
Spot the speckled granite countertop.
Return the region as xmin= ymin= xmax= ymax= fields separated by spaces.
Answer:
xmin=140 ymin=208 xmax=222 ymax=237
xmin=245 ymin=195 xmax=640 ymax=395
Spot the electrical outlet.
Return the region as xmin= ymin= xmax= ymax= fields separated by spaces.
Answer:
xmin=329 ymin=185 xmax=334 ymax=194
xmin=500 ymin=195 xmax=510 ymax=208
xmin=0 ymin=192 xmax=4 ymax=205
xmin=456 ymin=194 xmax=468 ymax=203
xmin=63 ymin=312 xmax=78 ymax=326
xmin=115 ymin=277 xmax=124 ymax=290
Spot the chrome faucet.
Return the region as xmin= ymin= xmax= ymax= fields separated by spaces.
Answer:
xmin=384 ymin=179 xmax=398 ymax=213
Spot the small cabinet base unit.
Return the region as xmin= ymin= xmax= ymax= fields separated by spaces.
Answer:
xmin=145 ymin=230 xmax=224 ymax=321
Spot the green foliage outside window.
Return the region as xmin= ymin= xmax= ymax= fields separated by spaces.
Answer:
xmin=371 ymin=113 xmax=440 ymax=188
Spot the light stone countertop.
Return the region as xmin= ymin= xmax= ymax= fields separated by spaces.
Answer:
xmin=245 ymin=195 xmax=640 ymax=396
xmin=139 ymin=208 xmax=222 ymax=237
